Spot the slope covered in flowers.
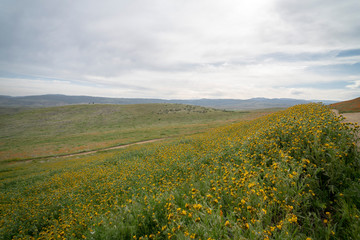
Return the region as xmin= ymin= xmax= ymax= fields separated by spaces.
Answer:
xmin=0 ymin=103 xmax=359 ymax=239
xmin=330 ymin=97 xmax=360 ymax=113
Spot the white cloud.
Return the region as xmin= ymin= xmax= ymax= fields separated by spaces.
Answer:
xmin=0 ymin=0 xmax=359 ymax=100
xmin=346 ymin=80 xmax=360 ymax=89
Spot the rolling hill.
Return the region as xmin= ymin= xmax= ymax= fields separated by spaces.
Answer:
xmin=330 ymin=97 xmax=360 ymax=113
xmin=0 ymin=94 xmax=336 ymax=110
xmin=1 ymin=103 xmax=359 ymax=239
xmin=0 ymin=103 xmax=267 ymax=161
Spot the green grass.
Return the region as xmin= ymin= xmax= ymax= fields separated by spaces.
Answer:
xmin=0 ymin=103 xmax=359 ymax=239
xmin=0 ymin=104 xmax=269 ymax=162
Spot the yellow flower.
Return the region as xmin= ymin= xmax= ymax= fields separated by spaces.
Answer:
xmin=288 ymin=214 xmax=298 ymax=223
xmin=193 ymin=204 xmax=202 ymax=210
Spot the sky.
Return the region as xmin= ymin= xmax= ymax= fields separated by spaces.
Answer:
xmin=0 ymin=0 xmax=360 ymax=101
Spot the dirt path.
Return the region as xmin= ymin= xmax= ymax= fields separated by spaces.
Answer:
xmin=63 ymin=138 xmax=167 ymax=157
xmin=332 ymin=109 xmax=360 ymax=124
xmin=332 ymin=109 xmax=360 ymax=148
xmin=6 ymin=138 xmax=168 ymax=165
xmin=341 ymin=112 xmax=360 ymax=124
xmin=341 ymin=112 xmax=360 ymax=147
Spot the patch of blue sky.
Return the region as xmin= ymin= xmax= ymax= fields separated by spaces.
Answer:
xmin=0 ymin=71 xmax=39 ymax=80
xmin=284 ymin=81 xmax=350 ymax=90
xmin=336 ymin=49 xmax=360 ymax=57
xmin=306 ymin=62 xmax=360 ymax=75
xmin=0 ymin=71 xmax=96 ymax=87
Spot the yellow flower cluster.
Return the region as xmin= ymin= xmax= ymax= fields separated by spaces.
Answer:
xmin=0 ymin=103 xmax=358 ymax=239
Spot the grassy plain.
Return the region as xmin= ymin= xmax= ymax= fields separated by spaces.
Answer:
xmin=0 ymin=104 xmax=270 ymax=162
xmin=0 ymin=103 xmax=359 ymax=239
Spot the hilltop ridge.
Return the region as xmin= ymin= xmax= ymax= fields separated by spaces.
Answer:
xmin=330 ymin=97 xmax=360 ymax=113
xmin=0 ymin=94 xmax=336 ymax=110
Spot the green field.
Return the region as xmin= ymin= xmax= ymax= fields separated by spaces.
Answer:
xmin=0 ymin=104 xmax=271 ymax=162
xmin=0 ymin=103 xmax=359 ymax=239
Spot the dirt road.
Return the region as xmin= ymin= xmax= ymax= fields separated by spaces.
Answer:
xmin=63 ymin=138 xmax=167 ymax=158
xmin=332 ymin=109 xmax=360 ymax=148
xmin=341 ymin=112 xmax=360 ymax=124
xmin=342 ymin=112 xmax=360 ymax=147
xmin=6 ymin=138 xmax=168 ymax=165
xmin=332 ymin=109 xmax=360 ymax=124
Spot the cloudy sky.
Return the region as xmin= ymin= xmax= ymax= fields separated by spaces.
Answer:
xmin=1 ymin=0 xmax=359 ymax=100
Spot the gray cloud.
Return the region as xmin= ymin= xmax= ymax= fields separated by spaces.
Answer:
xmin=274 ymin=0 xmax=360 ymax=48
xmin=0 ymin=0 xmax=359 ymax=100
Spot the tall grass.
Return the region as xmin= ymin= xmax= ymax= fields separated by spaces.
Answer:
xmin=0 ymin=103 xmax=359 ymax=239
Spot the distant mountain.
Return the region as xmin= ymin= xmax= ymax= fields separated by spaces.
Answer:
xmin=0 ymin=94 xmax=166 ymax=106
xmin=166 ymin=98 xmax=335 ymax=110
xmin=0 ymin=94 xmax=336 ymax=110
xmin=330 ymin=97 xmax=360 ymax=113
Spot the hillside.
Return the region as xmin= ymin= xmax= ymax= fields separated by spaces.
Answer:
xmin=0 ymin=94 xmax=336 ymax=110
xmin=0 ymin=103 xmax=359 ymax=239
xmin=0 ymin=103 xmax=264 ymax=161
xmin=330 ymin=97 xmax=360 ymax=113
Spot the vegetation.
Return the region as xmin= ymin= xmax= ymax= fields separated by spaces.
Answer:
xmin=0 ymin=104 xmax=265 ymax=162
xmin=0 ymin=103 xmax=359 ymax=239
xmin=330 ymin=97 xmax=360 ymax=113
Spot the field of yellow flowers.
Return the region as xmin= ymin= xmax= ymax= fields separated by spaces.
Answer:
xmin=0 ymin=103 xmax=359 ymax=239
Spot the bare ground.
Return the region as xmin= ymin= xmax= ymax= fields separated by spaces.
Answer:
xmin=341 ymin=112 xmax=360 ymax=125
xmin=332 ymin=109 xmax=360 ymax=148
xmin=341 ymin=112 xmax=360 ymax=148
xmin=332 ymin=109 xmax=360 ymax=124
